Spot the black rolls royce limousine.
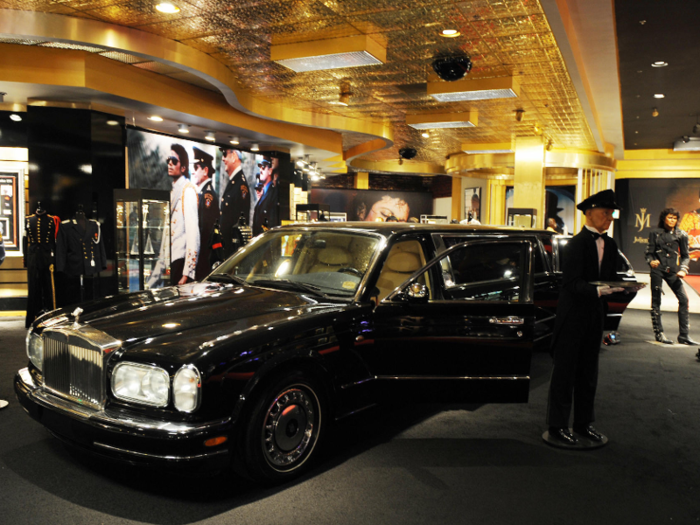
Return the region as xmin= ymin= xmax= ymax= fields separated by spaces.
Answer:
xmin=15 ymin=223 xmax=637 ymax=483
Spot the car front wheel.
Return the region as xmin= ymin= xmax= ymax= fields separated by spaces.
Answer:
xmin=240 ymin=372 xmax=325 ymax=484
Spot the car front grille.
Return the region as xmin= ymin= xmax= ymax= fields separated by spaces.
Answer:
xmin=43 ymin=331 xmax=106 ymax=409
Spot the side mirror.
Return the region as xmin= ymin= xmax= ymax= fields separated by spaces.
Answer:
xmin=405 ymin=282 xmax=428 ymax=303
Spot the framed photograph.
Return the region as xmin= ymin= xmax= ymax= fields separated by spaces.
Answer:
xmin=464 ymin=187 xmax=481 ymax=222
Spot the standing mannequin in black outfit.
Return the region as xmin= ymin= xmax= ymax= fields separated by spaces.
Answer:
xmin=219 ymin=148 xmax=251 ymax=258
xmin=24 ymin=203 xmax=60 ymax=328
xmin=645 ymin=208 xmax=699 ymax=345
xmin=546 ymin=189 xmax=625 ymax=446
xmin=192 ymin=147 xmax=220 ymax=281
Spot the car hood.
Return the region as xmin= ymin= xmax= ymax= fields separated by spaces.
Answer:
xmin=62 ymin=282 xmax=340 ymax=343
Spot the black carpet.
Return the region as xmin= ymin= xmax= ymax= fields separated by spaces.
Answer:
xmin=1 ymin=310 xmax=699 ymax=524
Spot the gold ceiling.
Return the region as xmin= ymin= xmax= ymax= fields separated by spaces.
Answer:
xmin=0 ymin=0 xmax=597 ymax=167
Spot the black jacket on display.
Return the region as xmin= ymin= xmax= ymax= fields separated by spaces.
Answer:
xmin=220 ymin=168 xmax=251 ymax=258
xmin=24 ymin=212 xmax=60 ymax=328
xmin=56 ymin=217 xmax=107 ymax=277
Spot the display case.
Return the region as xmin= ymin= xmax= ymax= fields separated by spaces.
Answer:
xmin=114 ymin=189 xmax=170 ymax=293
xmin=295 ymin=203 xmax=331 ymax=222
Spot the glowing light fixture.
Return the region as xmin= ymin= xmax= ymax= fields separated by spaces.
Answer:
xmin=406 ymin=110 xmax=478 ymax=130
xmin=462 ymin=142 xmax=513 ymax=154
xmin=251 ymin=143 xmax=260 ymax=152
xmin=271 ymin=35 xmax=386 ymax=72
xmin=229 ymin=136 xmax=239 ymax=145
xmin=178 ymin=124 xmax=189 ymax=133
xmin=155 ymin=3 xmax=180 ymax=14
xmin=9 ymin=114 xmax=22 ymax=122
xmin=440 ymin=29 xmax=461 ymax=38
xmin=148 ymin=115 xmax=163 ymax=122
xmin=652 ymin=108 xmax=659 ymax=117
xmin=106 ymin=120 xmax=119 ymax=126
xmin=428 ymin=76 xmax=520 ymax=102
xmin=653 ymin=93 xmax=665 ymax=99
xmin=651 ymin=61 xmax=668 ymax=67
xmin=421 ymin=132 xmax=430 ymax=138
xmin=205 ymin=131 xmax=216 ymax=141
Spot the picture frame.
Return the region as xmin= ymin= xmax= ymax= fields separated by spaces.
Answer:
xmin=464 ymin=187 xmax=481 ymax=222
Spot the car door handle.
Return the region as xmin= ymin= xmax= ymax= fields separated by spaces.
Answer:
xmin=489 ymin=316 xmax=524 ymax=325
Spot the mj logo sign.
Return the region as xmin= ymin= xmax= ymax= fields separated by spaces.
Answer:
xmin=636 ymin=208 xmax=651 ymax=232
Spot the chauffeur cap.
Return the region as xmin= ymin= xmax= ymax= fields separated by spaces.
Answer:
xmin=576 ymin=189 xmax=621 ymax=212
xmin=192 ymin=147 xmax=214 ymax=169
xmin=258 ymin=157 xmax=272 ymax=169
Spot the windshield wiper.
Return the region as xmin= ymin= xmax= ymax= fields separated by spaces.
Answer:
xmin=250 ymin=279 xmax=331 ymax=299
xmin=207 ymin=273 xmax=246 ymax=285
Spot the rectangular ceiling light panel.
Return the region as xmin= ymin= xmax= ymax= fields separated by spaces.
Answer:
xmin=428 ymin=76 xmax=520 ymax=102
xmin=271 ymin=35 xmax=386 ymax=72
xmin=406 ymin=111 xmax=477 ymax=129
xmin=462 ymin=142 xmax=514 ymax=154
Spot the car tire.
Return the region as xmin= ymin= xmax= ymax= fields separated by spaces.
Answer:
xmin=239 ymin=371 xmax=325 ymax=484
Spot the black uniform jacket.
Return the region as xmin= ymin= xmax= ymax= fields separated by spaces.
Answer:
xmin=551 ymin=228 xmax=618 ymax=348
xmin=56 ymin=218 xmax=107 ymax=277
xmin=24 ymin=213 xmax=59 ymax=267
xmin=252 ymin=182 xmax=278 ymax=236
xmin=644 ymin=228 xmax=690 ymax=274
xmin=220 ymin=168 xmax=250 ymax=258
xmin=195 ymin=179 xmax=220 ymax=281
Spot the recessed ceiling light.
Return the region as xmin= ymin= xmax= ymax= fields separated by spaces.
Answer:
xmin=421 ymin=132 xmax=430 ymax=138
xmin=251 ymin=143 xmax=260 ymax=152
xmin=205 ymin=131 xmax=216 ymax=141
xmin=271 ymin=35 xmax=386 ymax=72
xmin=155 ymin=3 xmax=180 ymax=14
xmin=654 ymin=93 xmax=665 ymax=98
xmin=148 ymin=115 xmax=163 ymax=122
xmin=229 ymin=136 xmax=239 ymax=145
xmin=178 ymin=124 xmax=189 ymax=133
xmin=651 ymin=61 xmax=668 ymax=68
xmin=106 ymin=120 xmax=119 ymax=126
xmin=440 ymin=29 xmax=461 ymax=38
xmin=9 ymin=114 xmax=22 ymax=122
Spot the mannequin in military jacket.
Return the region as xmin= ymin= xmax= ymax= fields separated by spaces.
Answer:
xmin=56 ymin=208 xmax=107 ymax=303
xmin=645 ymin=208 xmax=698 ymax=345
xmin=192 ymin=147 xmax=220 ymax=281
xmin=546 ymin=189 xmax=624 ymax=447
xmin=219 ymin=148 xmax=251 ymax=258
xmin=24 ymin=205 xmax=60 ymax=328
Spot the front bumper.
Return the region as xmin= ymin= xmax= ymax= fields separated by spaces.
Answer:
xmin=15 ymin=367 xmax=233 ymax=472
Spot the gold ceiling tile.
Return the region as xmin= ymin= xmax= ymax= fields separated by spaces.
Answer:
xmin=135 ymin=15 xmax=215 ymax=41
xmin=83 ymin=3 xmax=199 ymax=27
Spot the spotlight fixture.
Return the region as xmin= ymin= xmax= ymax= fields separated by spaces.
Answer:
xmin=205 ymin=131 xmax=216 ymax=141
xmin=251 ymin=143 xmax=260 ymax=152
xmin=296 ymin=157 xmax=305 ymax=167
xmin=178 ymin=124 xmax=189 ymax=133
xmin=440 ymin=29 xmax=461 ymax=38
xmin=399 ymin=147 xmax=417 ymax=160
xmin=421 ymin=132 xmax=430 ymax=138
xmin=229 ymin=136 xmax=239 ymax=145
xmin=653 ymin=93 xmax=665 ymax=99
xmin=546 ymin=140 xmax=554 ymax=151
xmin=0 ymin=92 xmax=5 ymax=103
xmin=651 ymin=61 xmax=668 ymax=68
xmin=431 ymin=56 xmax=472 ymax=82
xmin=155 ymin=3 xmax=180 ymax=14
xmin=652 ymin=108 xmax=659 ymax=117
xmin=428 ymin=76 xmax=520 ymax=102
xmin=406 ymin=110 xmax=477 ymax=129
xmin=515 ymin=109 xmax=525 ymax=122
xmin=9 ymin=114 xmax=22 ymax=122
xmin=683 ymin=136 xmax=690 ymax=143
xmin=271 ymin=35 xmax=386 ymax=72
xmin=106 ymin=120 xmax=119 ymax=126
xmin=148 ymin=115 xmax=163 ymax=122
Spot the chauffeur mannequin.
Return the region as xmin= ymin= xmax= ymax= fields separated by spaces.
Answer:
xmin=545 ymin=189 xmax=624 ymax=446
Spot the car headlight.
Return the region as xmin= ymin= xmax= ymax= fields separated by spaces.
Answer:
xmin=173 ymin=365 xmax=201 ymax=413
xmin=26 ymin=331 xmax=43 ymax=372
xmin=112 ymin=363 xmax=169 ymax=407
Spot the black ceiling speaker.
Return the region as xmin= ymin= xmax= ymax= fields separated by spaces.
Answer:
xmin=399 ymin=147 xmax=417 ymax=159
xmin=432 ymin=56 xmax=472 ymax=81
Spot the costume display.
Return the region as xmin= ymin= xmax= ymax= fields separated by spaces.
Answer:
xmin=220 ymin=165 xmax=250 ymax=258
xmin=195 ymin=177 xmax=220 ymax=281
xmin=645 ymin=224 xmax=696 ymax=344
xmin=56 ymin=211 xmax=107 ymax=303
xmin=24 ymin=208 xmax=60 ymax=328
xmin=253 ymin=182 xmax=278 ymax=236
xmin=546 ymin=189 xmax=620 ymax=446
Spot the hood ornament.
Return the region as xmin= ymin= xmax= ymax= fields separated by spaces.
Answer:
xmin=72 ymin=307 xmax=83 ymax=327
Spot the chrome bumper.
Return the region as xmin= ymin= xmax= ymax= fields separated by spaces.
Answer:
xmin=16 ymin=367 xmax=232 ymax=465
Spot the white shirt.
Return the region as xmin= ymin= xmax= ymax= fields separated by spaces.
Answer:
xmin=584 ymin=224 xmax=606 ymax=272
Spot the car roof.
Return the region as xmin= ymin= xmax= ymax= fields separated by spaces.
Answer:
xmin=276 ymin=221 xmax=552 ymax=238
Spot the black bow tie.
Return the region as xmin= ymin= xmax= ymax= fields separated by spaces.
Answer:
xmin=590 ymin=231 xmax=607 ymax=240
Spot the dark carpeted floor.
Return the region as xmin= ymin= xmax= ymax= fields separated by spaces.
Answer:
xmin=1 ymin=309 xmax=699 ymax=525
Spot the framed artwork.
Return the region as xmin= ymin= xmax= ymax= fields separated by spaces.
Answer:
xmin=464 ymin=187 xmax=481 ymax=222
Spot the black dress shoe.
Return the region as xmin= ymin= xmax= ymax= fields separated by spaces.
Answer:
xmin=573 ymin=425 xmax=605 ymax=443
xmin=655 ymin=332 xmax=673 ymax=344
xmin=548 ymin=427 xmax=578 ymax=445
xmin=678 ymin=335 xmax=700 ymax=345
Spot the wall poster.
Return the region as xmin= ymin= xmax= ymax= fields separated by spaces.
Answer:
xmin=505 ymin=186 xmax=575 ymax=234
xmin=0 ymin=171 xmax=21 ymax=251
xmin=464 ymin=187 xmax=481 ymax=222
xmin=310 ymin=188 xmax=433 ymax=222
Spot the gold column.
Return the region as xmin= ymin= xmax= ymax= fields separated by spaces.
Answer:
xmin=355 ymin=172 xmax=369 ymax=190
xmin=513 ymin=137 xmax=546 ymax=228
xmin=451 ymin=177 xmax=461 ymax=221
xmin=487 ymin=179 xmax=508 ymax=226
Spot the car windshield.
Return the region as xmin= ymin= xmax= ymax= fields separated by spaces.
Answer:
xmin=207 ymin=229 xmax=382 ymax=300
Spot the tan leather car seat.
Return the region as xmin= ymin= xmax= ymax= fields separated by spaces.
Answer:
xmin=309 ymin=246 xmax=353 ymax=273
xmin=375 ymin=242 xmax=425 ymax=300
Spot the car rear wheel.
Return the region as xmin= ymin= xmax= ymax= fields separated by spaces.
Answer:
xmin=240 ymin=372 xmax=325 ymax=484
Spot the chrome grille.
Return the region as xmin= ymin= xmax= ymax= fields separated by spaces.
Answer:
xmin=43 ymin=332 xmax=105 ymax=409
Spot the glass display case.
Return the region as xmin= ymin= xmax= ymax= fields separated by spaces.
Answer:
xmin=114 ymin=189 xmax=170 ymax=293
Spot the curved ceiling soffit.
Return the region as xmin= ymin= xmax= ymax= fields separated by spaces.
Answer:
xmin=0 ymin=9 xmax=393 ymax=159
xmin=446 ymin=149 xmax=615 ymax=174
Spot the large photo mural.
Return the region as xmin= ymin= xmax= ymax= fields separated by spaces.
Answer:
xmin=310 ymin=188 xmax=433 ymax=222
xmin=126 ymin=129 xmax=285 ymax=286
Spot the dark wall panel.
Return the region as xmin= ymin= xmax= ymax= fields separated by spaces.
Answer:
xmin=0 ymin=111 xmax=27 ymax=147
